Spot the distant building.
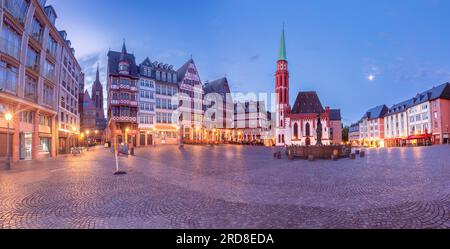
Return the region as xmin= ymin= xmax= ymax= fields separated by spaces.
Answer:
xmin=0 ymin=0 xmax=82 ymax=162
xmin=233 ymin=101 xmax=271 ymax=144
xmin=136 ymin=58 xmax=156 ymax=146
xmin=359 ymin=105 xmax=389 ymax=147
xmin=354 ymin=82 xmax=450 ymax=147
xmin=91 ymin=64 xmax=107 ymax=133
xmin=349 ymin=123 xmax=360 ymax=146
xmin=203 ymin=77 xmax=234 ymax=143
xmin=81 ymin=90 xmax=97 ymax=134
xmin=79 ymin=65 xmax=106 ymax=144
xmin=153 ymin=59 xmax=179 ymax=145
xmin=177 ymin=58 xmax=204 ymax=143
xmin=274 ymin=27 xmax=342 ymax=146
xmin=384 ymin=100 xmax=410 ymax=147
xmin=57 ymin=30 xmax=83 ymax=154
xmin=106 ymin=42 xmax=139 ymax=146
xmin=430 ymin=83 xmax=450 ymax=144
xmin=406 ymin=83 xmax=450 ymax=145
xmin=330 ymin=109 xmax=342 ymax=145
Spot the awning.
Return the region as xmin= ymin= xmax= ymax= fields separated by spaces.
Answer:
xmin=39 ymin=133 xmax=52 ymax=138
xmin=154 ymin=125 xmax=178 ymax=131
xmin=407 ymin=134 xmax=432 ymax=140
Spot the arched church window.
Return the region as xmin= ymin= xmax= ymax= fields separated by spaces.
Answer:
xmin=305 ymin=123 xmax=311 ymax=137
xmin=293 ymin=123 xmax=298 ymax=138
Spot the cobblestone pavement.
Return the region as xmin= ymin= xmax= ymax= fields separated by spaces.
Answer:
xmin=1 ymin=145 xmax=450 ymax=229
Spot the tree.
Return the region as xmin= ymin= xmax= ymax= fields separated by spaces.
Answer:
xmin=342 ymin=125 xmax=350 ymax=143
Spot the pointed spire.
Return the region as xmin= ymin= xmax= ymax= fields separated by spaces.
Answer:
xmin=95 ymin=63 xmax=100 ymax=82
xmin=121 ymin=39 xmax=127 ymax=54
xmin=279 ymin=24 xmax=287 ymax=61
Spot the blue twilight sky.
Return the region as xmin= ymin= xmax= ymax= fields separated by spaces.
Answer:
xmin=47 ymin=0 xmax=450 ymax=125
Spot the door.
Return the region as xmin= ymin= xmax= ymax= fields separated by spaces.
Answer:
xmin=147 ymin=134 xmax=153 ymax=146
xmin=21 ymin=133 xmax=32 ymax=160
xmin=161 ymin=132 xmax=166 ymax=144
xmin=140 ymin=133 xmax=146 ymax=146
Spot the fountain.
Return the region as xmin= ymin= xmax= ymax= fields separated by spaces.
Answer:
xmin=286 ymin=112 xmax=352 ymax=160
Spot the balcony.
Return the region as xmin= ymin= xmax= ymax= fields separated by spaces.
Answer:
xmin=111 ymin=116 xmax=137 ymax=123
xmin=111 ymin=99 xmax=138 ymax=106
xmin=119 ymin=84 xmax=130 ymax=90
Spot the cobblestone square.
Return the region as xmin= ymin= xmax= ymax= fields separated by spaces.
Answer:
xmin=1 ymin=145 xmax=450 ymax=229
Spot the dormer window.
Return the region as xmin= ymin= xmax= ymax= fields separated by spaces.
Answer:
xmin=118 ymin=62 xmax=129 ymax=74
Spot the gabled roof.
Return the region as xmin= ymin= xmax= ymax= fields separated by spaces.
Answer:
xmin=176 ymin=58 xmax=194 ymax=83
xmin=386 ymin=99 xmax=413 ymax=116
xmin=385 ymin=83 xmax=449 ymax=116
xmin=44 ymin=5 xmax=58 ymax=18
xmin=425 ymin=82 xmax=450 ymax=101
xmin=203 ymin=77 xmax=231 ymax=96
xmin=83 ymin=90 xmax=95 ymax=110
xmin=107 ymin=50 xmax=139 ymax=77
xmin=330 ymin=109 xmax=341 ymax=121
xmin=349 ymin=123 xmax=360 ymax=132
xmin=140 ymin=57 xmax=153 ymax=67
xmin=362 ymin=105 xmax=389 ymax=119
xmin=291 ymin=91 xmax=324 ymax=114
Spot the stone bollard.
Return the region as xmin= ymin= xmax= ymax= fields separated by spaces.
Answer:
xmin=360 ymin=151 xmax=365 ymax=157
xmin=308 ymin=155 xmax=315 ymax=161
xmin=350 ymin=153 xmax=356 ymax=160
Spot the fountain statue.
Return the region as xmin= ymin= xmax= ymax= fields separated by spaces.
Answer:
xmin=316 ymin=113 xmax=323 ymax=146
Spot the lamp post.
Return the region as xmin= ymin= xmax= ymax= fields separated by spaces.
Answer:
xmin=5 ymin=112 xmax=12 ymax=170
xmin=86 ymin=130 xmax=90 ymax=149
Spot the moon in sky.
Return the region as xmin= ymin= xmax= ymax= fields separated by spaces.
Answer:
xmin=368 ymin=75 xmax=375 ymax=81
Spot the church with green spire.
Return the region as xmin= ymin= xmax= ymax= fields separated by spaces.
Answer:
xmin=279 ymin=25 xmax=287 ymax=61
xmin=274 ymin=25 xmax=343 ymax=147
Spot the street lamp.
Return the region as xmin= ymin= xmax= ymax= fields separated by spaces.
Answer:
xmin=125 ymin=128 xmax=130 ymax=145
xmin=5 ymin=112 xmax=12 ymax=170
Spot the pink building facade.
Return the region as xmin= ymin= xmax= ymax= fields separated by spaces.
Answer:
xmin=431 ymin=98 xmax=450 ymax=144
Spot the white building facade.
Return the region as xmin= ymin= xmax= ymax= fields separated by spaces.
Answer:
xmin=137 ymin=59 xmax=156 ymax=146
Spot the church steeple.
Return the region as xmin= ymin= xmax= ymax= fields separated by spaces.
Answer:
xmin=275 ymin=24 xmax=290 ymax=131
xmin=121 ymin=39 xmax=127 ymax=54
xmin=279 ymin=24 xmax=287 ymax=61
xmin=118 ymin=40 xmax=130 ymax=74
xmin=95 ymin=63 xmax=100 ymax=83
